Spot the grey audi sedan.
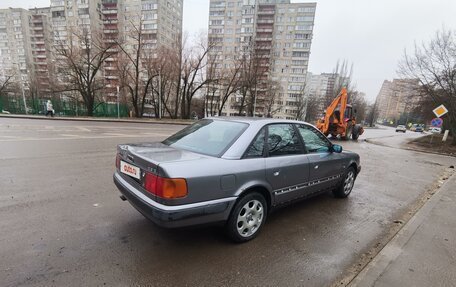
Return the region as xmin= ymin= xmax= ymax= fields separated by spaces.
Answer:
xmin=113 ymin=117 xmax=361 ymax=242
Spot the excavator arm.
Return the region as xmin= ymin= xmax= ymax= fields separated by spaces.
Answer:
xmin=317 ymin=88 xmax=348 ymax=134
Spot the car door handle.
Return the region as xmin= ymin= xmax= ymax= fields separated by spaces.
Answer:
xmin=273 ymin=171 xmax=280 ymax=176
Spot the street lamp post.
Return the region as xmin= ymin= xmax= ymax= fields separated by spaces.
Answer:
xmin=116 ymin=86 xmax=120 ymax=119
xmin=21 ymin=82 xmax=27 ymax=115
xmin=158 ymin=71 xmax=162 ymax=119
xmin=253 ymin=82 xmax=257 ymax=118
xmin=14 ymin=62 xmax=28 ymax=114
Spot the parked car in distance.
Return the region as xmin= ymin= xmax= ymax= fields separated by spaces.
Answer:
xmin=430 ymin=127 xmax=442 ymax=134
xmin=113 ymin=118 xmax=361 ymax=242
xmin=395 ymin=125 xmax=407 ymax=133
xmin=414 ymin=126 xmax=424 ymax=132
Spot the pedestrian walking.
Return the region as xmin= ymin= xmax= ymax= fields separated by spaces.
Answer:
xmin=46 ymin=100 xmax=54 ymax=117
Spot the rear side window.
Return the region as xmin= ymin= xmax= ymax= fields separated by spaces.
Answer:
xmin=163 ymin=119 xmax=248 ymax=157
xmin=267 ymin=124 xmax=303 ymax=157
xmin=297 ymin=124 xmax=331 ymax=153
xmin=244 ymin=128 xmax=266 ymax=159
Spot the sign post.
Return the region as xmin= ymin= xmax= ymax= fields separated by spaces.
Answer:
xmin=432 ymin=105 xmax=450 ymax=143
xmin=443 ymin=130 xmax=450 ymax=142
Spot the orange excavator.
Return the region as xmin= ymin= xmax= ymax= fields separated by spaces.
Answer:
xmin=316 ymin=87 xmax=364 ymax=140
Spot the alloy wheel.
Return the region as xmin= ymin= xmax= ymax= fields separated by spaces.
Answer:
xmin=236 ymin=199 xmax=264 ymax=238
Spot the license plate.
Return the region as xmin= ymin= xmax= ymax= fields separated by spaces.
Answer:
xmin=120 ymin=161 xmax=141 ymax=179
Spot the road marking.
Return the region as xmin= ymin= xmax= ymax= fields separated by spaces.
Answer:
xmin=103 ymin=133 xmax=130 ymax=136
xmin=60 ymin=134 xmax=82 ymax=137
xmin=0 ymin=124 xmax=172 ymax=131
xmin=0 ymin=134 xmax=170 ymax=142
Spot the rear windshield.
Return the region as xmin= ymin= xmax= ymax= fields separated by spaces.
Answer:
xmin=163 ymin=119 xmax=248 ymax=157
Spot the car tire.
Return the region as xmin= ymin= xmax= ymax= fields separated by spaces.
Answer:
xmin=226 ymin=192 xmax=267 ymax=243
xmin=352 ymin=125 xmax=361 ymax=140
xmin=344 ymin=125 xmax=353 ymax=140
xmin=333 ymin=167 xmax=356 ymax=198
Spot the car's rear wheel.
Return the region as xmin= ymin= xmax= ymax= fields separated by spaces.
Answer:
xmin=333 ymin=167 xmax=356 ymax=198
xmin=226 ymin=192 xmax=267 ymax=243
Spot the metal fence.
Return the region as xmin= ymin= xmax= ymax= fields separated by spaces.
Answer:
xmin=0 ymin=95 xmax=129 ymax=118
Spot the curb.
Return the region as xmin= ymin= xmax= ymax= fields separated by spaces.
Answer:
xmin=0 ymin=114 xmax=193 ymax=126
xmin=349 ymin=171 xmax=456 ymax=286
xmin=364 ymin=138 xmax=456 ymax=158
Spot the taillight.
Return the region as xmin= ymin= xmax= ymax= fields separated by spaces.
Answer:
xmin=143 ymin=172 xmax=187 ymax=199
xmin=116 ymin=154 xmax=120 ymax=169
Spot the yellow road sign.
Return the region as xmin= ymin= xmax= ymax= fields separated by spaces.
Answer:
xmin=433 ymin=104 xmax=448 ymax=118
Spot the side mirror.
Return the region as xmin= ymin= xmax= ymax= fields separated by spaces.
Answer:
xmin=331 ymin=144 xmax=343 ymax=153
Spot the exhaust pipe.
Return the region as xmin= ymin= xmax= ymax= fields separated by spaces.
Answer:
xmin=119 ymin=195 xmax=127 ymax=201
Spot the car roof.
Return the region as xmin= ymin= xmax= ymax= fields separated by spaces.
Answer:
xmin=205 ymin=116 xmax=309 ymax=125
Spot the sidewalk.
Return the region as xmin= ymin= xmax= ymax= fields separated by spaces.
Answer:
xmin=350 ymin=171 xmax=456 ymax=287
xmin=0 ymin=113 xmax=193 ymax=125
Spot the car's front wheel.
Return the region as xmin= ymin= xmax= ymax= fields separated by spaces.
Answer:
xmin=226 ymin=192 xmax=267 ymax=243
xmin=333 ymin=167 xmax=356 ymax=198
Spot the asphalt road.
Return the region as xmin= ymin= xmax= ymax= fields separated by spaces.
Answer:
xmin=0 ymin=119 xmax=454 ymax=287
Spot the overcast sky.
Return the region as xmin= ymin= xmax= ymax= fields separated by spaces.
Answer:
xmin=2 ymin=0 xmax=456 ymax=102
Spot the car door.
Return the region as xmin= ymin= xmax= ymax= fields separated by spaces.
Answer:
xmin=264 ymin=124 xmax=311 ymax=204
xmin=296 ymin=124 xmax=343 ymax=194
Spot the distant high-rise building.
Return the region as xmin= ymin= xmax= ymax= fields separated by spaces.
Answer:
xmin=0 ymin=8 xmax=33 ymax=92
xmin=29 ymin=7 xmax=53 ymax=96
xmin=376 ymin=79 xmax=421 ymax=123
xmin=305 ymin=72 xmax=349 ymax=120
xmin=207 ymin=0 xmax=316 ymax=119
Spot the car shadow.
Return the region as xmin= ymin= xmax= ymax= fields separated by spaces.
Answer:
xmin=107 ymin=190 xmax=359 ymax=284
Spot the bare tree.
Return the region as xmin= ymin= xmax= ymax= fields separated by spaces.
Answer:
xmin=117 ymin=18 xmax=162 ymax=118
xmin=179 ymin=36 xmax=214 ymax=119
xmin=399 ymin=28 xmax=456 ymax=144
xmin=235 ymin=44 xmax=267 ymax=116
xmin=324 ymin=60 xmax=355 ymax=107
xmin=350 ymin=91 xmax=368 ymax=122
xmin=204 ymin=53 xmax=221 ymax=116
xmin=149 ymin=44 xmax=181 ymax=118
xmin=295 ymin=86 xmax=321 ymax=123
xmin=216 ymin=59 xmax=243 ymax=116
xmin=54 ymin=28 xmax=117 ymax=116
xmin=366 ymin=98 xmax=380 ymax=127
xmin=0 ymin=74 xmax=14 ymax=97
xmin=263 ymin=80 xmax=282 ymax=118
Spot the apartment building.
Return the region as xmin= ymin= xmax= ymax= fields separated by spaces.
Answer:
xmin=376 ymin=79 xmax=421 ymax=123
xmin=121 ymin=0 xmax=183 ymax=109
xmin=307 ymin=72 xmax=348 ymax=101
xmin=29 ymin=7 xmax=53 ymax=96
xmin=208 ymin=0 xmax=316 ymax=119
xmin=0 ymin=8 xmax=33 ymax=92
xmin=50 ymin=0 xmax=102 ymax=45
xmin=101 ymin=0 xmax=121 ymax=102
xmin=1 ymin=0 xmax=183 ymax=110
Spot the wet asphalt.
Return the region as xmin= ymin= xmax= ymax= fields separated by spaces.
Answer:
xmin=0 ymin=119 xmax=454 ymax=287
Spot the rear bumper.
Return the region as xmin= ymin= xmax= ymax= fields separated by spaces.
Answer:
xmin=113 ymin=172 xmax=237 ymax=228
